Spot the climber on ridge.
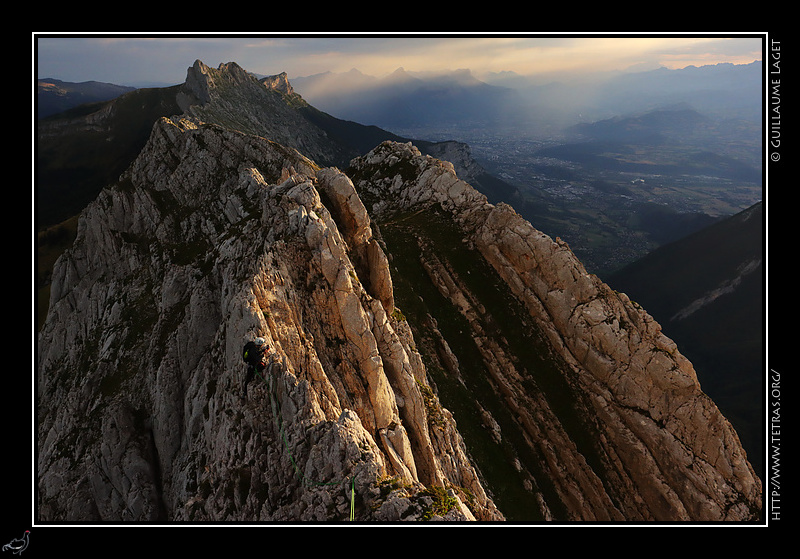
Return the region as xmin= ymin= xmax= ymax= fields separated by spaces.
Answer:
xmin=241 ymin=336 xmax=269 ymax=400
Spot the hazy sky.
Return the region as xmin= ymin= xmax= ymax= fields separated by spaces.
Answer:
xmin=34 ymin=32 xmax=765 ymax=87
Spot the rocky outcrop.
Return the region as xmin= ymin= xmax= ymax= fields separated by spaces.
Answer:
xmin=316 ymin=167 xmax=395 ymax=314
xmin=348 ymin=141 xmax=762 ymax=521
xmin=37 ymin=118 xmax=502 ymax=522
xmin=260 ymin=72 xmax=295 ymax=96
xmin=176 ymin=60 xmax=352 ymax=167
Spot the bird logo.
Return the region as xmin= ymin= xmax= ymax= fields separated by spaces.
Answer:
xmin=2 ymin=531 xmax=29 ymax=555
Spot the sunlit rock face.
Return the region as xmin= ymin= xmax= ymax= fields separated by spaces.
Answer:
xmin=348 ymin=140 xmax=762 ymax=522
xmin=37 ymin=118 xmax=502 ymax=522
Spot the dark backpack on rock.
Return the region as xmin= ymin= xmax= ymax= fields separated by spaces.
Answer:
xmin=242 ymin=340 xmax=266 ymax=369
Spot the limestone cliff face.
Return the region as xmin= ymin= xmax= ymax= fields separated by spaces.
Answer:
xmin=37 ymin=118 xmax=502 ymax=522
xmin=348 ymin=141 xmax=762 ymax=521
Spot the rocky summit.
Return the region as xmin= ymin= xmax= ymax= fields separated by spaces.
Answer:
xmin=36 ymin=61 xmax=762 ymax=523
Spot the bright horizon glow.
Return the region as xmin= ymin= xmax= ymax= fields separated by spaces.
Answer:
xmin=34 ymin=33 xmax=764 ymax=87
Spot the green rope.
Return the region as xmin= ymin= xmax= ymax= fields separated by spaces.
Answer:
xmin=350 ymin=475 xmax=355 ymax=521
xmin=253 ymin=360 xmax=357 ymax=521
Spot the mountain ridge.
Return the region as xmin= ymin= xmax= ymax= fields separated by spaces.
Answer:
xmin=37 ymin=78 xmax=137 ymax=118
xmin=291 ymin=61 xmax=762 ymax=132
xmin=36 ymin=60 xmax=519 ymax=231
xmin=347 ymin=141 xmax=761 ymax=520
xmin=292 ymin=65 xmax=516 ymax=129
xmin=38 ymin=116 xmax=504 ymax=522
xmin=36 ymin=59 xmax=763 ymax=523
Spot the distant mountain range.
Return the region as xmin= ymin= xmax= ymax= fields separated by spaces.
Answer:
xmin=291 ymin=61 xmax=763 ymax=132
xmin=291 ymin=67 xmax=516 ymax=129
xmin=37 ymin=78 xmax=137 ymax=118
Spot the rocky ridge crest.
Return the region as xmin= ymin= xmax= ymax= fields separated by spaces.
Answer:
xmin=348 ymin=141 xmax=762 ymax=521
xmin=37 ymin=117 xmax=501 ymax=522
